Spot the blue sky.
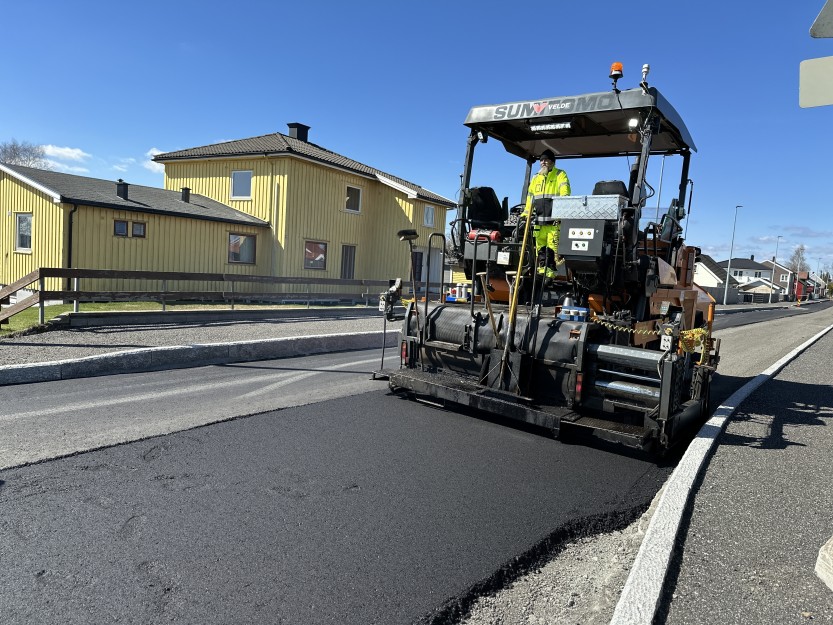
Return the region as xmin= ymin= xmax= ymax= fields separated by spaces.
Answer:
xmin=3 ymin=1 xmax=831 ymax=271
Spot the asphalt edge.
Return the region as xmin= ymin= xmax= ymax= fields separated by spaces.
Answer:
xmin=0 ymin=330 xmax=399 ymax=386
xmin=609 ymin=320 xmax=833 ymax=625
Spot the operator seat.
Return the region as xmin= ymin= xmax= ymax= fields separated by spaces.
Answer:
xmin=592 ymin=180 xmax=628 ymax=197
xmin=468 ymin=186 xmax=507 ymax=229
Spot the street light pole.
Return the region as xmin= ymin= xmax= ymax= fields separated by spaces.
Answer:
xmin=722 ymin=205 xmax=742 ymax=306
xmin=769 ymin=235 xmax=782 ymax=304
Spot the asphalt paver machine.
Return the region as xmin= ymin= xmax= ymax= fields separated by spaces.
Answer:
xmin=384 ymin=64 xmax=719 ymax=452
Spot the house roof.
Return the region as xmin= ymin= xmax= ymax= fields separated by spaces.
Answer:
xmin=760 ymin=259 xmax=792 ymax=273
xmin=0 ymin=163 xmax=268 ymax=227
xmin=697 ymin=254 xmax=740 ymax=286
xmin=739 ymin=278 xmax=782 ymax=292
xmin=716 ymin=257 xmax=770 ymax=270
xmin=153 ymin=132 xmax=456 ymax=208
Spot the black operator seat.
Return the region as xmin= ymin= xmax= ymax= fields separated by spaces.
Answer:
xmin=592 ymin=180 xmax=628 ymax=197
xmin=468 ymin=186 xmax=507 ymax=229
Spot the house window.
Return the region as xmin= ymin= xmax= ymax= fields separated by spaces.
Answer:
xmin=132 ymin=222 xmax=146 ymax=238
xmin=780 ymin=274 xmax=788 ymax=283
xmin=15 ymin=213 xmax=32 ymax=251
xmin=114 ymin=220 xmax=128 ymax=237
xmin=341 ymin=244 xmax=356 ymax=279
xmin=345 ymin=186 xmax=361 ymax=213
xmin=228 ymin=233 xmax=256 ymax=264
xmin=305 ymin=240 xmax=327 ymax=270
xmin=754 ymin=271 xmax=762 ymax=278
xmin=231 ymin=170 xmax=253 ymax=199
xmin=424 ymin=205 xmax=435 ymax=227
xmin=733 ymin=270 xmax=742 ymax=277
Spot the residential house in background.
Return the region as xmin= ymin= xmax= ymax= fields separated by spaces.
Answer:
xmin=0 ymin=163 xmax=269 ymax=292
xmin=808 ymin=272 xmax=829 ymax=298
xmin=1 ymin=124 xmax=454 ymax=299
xmin=153 ymin=123 xmax=455 ymax=290
xmin=693 ymin=253 xmax=741 ymax=303
xmin=796 ymin=271 xmax=828 ymax=300
xmin=761 ymin=259 xmax=795 ymax=301
xmin=715 ymin=255 xmax=782 ymax=302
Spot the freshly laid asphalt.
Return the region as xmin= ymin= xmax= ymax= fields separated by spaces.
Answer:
xmin=2 ymin=302 xmax=832 ymax=623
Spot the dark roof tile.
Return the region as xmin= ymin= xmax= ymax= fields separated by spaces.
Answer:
xmin=697 ymin=253 xmax=740 ymax=286
xmin=154 ymin=132 xmax=456 ymax=207
xmin=1 ymin=163 xmax=268 ymax=227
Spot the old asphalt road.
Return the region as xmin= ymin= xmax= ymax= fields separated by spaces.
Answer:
xmin=611 ymin=301 xmax=833 ymax=625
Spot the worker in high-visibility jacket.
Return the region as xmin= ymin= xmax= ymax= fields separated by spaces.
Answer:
xmin=521 ymin=149 xmax=571 ymax=280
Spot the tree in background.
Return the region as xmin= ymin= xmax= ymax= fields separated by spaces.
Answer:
xmin=788 ymin=244 xmax=809 ymax=273
xmin=0 ymin=139 xmax=48 ymax=168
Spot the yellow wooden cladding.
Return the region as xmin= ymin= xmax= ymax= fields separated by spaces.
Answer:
xmin=71 ymin=206 xmax=269 ymax=293
xmin=0 ymin=173 xmax=65 ymax=291
xmin=1 ymin=151 xmax=449 ymax=299
xmin=163 ymin=156 xmax=448 ymax=286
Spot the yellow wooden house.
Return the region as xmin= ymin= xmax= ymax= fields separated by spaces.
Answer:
xmin=0 ymin=163 xmax=270 ymax=292
xmin=153 ymin=123 xmax=455 ymax=288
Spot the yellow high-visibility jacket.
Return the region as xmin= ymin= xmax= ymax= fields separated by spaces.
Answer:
xmin=521 ymin=167 xmax=571 ymax=217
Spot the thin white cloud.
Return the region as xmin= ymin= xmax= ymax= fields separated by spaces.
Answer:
xmin=112 ymin=157 xmax=137 ymax=173
xmin=42 ymin=145 xmax=91 ymax=162
xmin=45 ymin=159 xmax=89 ymax=174
xmin=143 ymin=147 xmax=165 ymax=174
xmin=783 ymin=225 xmax=833 ymax=239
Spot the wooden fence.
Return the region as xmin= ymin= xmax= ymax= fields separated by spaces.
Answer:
xmin=0 ymin=268 xmax=400 ymax=326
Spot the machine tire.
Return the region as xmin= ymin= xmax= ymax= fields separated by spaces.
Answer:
xmin=692 ymin=367 xmax=712 ymax=421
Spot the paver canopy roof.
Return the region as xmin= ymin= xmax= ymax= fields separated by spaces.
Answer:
xmin=463 ymin=86 xmax=695 ymax=161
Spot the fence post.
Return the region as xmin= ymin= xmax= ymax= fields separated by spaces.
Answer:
xmin=307 ymin=283 xmax=311 ymax=309
xmin=73 ymin=277 xmax=79 ymax=313
xmin=162 ymin=280 xmax=167 ymax=312
xmin=38 ymin=275 xmax=45 ymax=325
xmin=230 ymin=281 xmax=235 ymax=310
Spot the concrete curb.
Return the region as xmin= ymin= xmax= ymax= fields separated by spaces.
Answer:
xmin=609 ymin=320 xmax=833 ymax=625
xmin=817 ymin=535 xmax=833 ymax=592
xmin=0 ymin=330 xmax=398 ymax=386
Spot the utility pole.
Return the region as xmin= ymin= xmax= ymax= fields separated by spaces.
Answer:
xmin=769 ymin=235 xmax=782 ymax=303
xmin=723 ymin=205 xmax=742 ymax=306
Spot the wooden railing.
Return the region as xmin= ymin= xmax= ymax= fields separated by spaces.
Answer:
xmin=0 ymin=268 xmax=397 ymax=326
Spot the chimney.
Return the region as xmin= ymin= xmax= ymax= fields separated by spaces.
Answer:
xmin=181 ymin=187 xmax=191 ymax=203
xmin=750 ymin=254 xmax=755 ymax=261
xmin=287 ymin=122 xmax=310 ymax=142
xmin=116 ymin=179 xmax=129 ymax=200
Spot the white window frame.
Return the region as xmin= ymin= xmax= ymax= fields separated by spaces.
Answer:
xmin=231 ymin=170 xmax=253 ymax=200
xmin=345 ymin=185 xmax=362 ymax=213
xmin=780 ymin=274 xmax=788 ymax=283
xmin=423 ymin=205 xmax=435 ymax=228
xmin=754 ymin=271 xmax=762 ymax=278
xmin=15 ymin=213 xmax=32 ymax=251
